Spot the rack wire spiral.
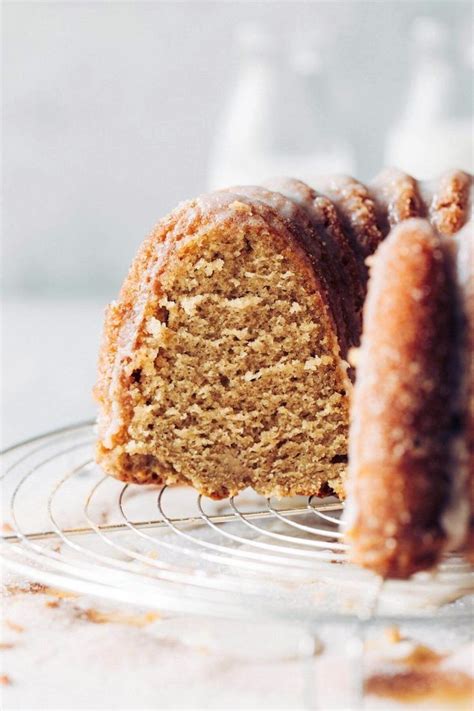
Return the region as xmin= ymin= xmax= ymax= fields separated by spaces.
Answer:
xmin=2 ymin=421 xmax=474 ymax=625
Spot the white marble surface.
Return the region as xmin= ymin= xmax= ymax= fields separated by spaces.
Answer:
xmin=1 ymin=299 xmax=473 ymax=710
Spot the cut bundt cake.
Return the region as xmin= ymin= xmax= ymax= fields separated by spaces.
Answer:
xmin=95 ymin=191 xmax=352 ymax=499
xmin=344 ymin=219 xmax=468 ymax=578
xmin=95 ymin=169 xmax=473 ymax=506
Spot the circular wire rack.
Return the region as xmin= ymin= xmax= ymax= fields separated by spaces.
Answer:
xmin=2 ymin=421 xmax=474 ymax=625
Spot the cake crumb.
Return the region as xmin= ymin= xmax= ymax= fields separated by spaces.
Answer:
xmin=384 ymin=626 xmax=402 ymax=644
xmin=78 ymin=608 xmax=160 ymax=627
xmin=365 ymin=670 xmax=473 ymax=706
xmin=5 ymin=620 xmax=24 ymax=633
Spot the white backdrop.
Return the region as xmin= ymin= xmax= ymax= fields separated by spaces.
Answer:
xmin=3 ymin=0 xmax=472 ymax=299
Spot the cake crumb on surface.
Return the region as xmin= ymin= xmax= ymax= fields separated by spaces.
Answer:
xmin=76 ymin=608 xmax=160 ymax=627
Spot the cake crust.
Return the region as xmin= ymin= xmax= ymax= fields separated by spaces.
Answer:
xmin=456 ymin=223 xmax=474 ymax=559
xmin=345 ymin=219 xmax=464 ymax=578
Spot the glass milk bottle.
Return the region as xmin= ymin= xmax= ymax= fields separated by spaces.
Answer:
xmin=207 ymin=24 xmax=355 ymax=190
xmin=384 ymin=16 xmax=473 ymax=178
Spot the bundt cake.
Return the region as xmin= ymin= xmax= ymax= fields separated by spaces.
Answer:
xmin=95 ymin=169 xmax=472 ymax=510
xmin=343 ymin=219 xmax=467 ymax=579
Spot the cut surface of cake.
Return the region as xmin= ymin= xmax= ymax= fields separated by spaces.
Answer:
xmin=95 ymin=191 xmax=352 ymax=499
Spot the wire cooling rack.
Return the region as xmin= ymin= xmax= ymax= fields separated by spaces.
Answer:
xmin=2 ymin=421 xmax=474 ymax=625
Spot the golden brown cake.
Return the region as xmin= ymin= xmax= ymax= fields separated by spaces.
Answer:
xmin=344 ymin=219 xmax=467 ymax=579
xmin=95 ymin=190 xmax=352 ymax=499
xmin=312 ymin=174 xmax=383 ymax=259
xmin=370 ymin=167 xmax=425 ymax=234
xmin=95 ymin=169 xmax=473 ymax=509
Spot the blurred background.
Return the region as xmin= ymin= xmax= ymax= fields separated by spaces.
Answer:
xmin=2 ymin=0 xmax=473 ymax=446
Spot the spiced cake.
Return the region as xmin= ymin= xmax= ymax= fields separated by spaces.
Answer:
xmin=95 ymin=170 xmax=472 ymax=514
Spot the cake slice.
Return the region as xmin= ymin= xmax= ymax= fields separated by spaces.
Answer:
xmin=94 ymin=190 xmax=352 ymax=499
